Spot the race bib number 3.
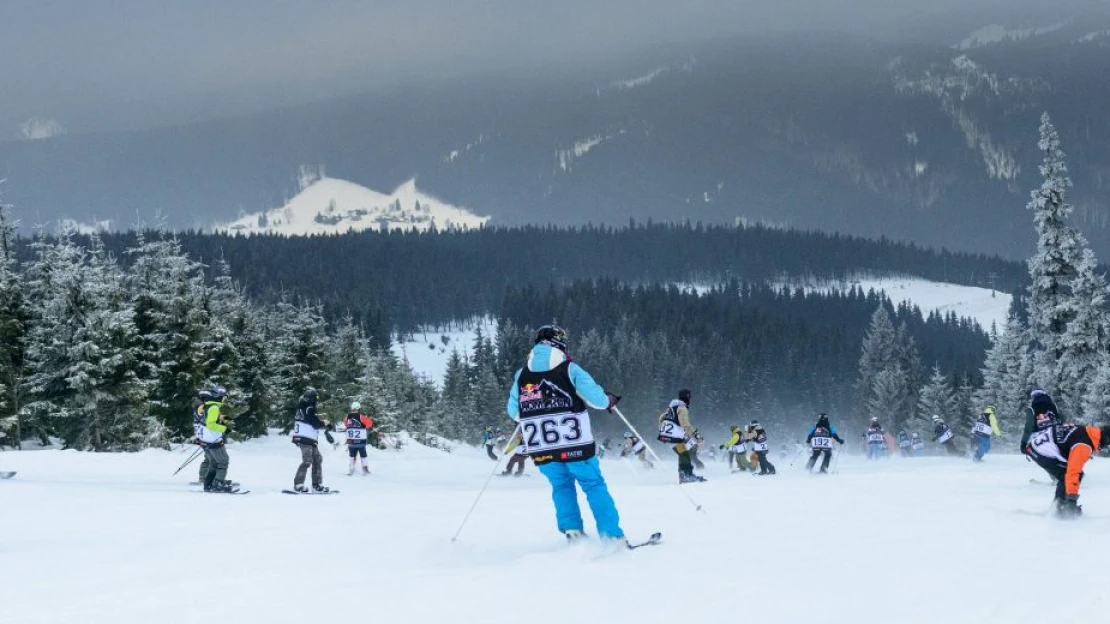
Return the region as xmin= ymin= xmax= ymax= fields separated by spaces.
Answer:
xmin=521 ymin=413 xmax=593 ymax=452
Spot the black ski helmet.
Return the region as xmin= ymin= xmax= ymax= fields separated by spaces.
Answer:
xmin=535 ymin=325 xmax=569 ymax=351
xmin=303 ymin=386 xmax=318 ymax=401
xmin=816 ymin=413 xmax=830 ymax=428
xmin=678 ymin=389 xmax=692 ymax=405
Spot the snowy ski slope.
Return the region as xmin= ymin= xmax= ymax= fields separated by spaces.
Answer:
xmin=2 ymin=436 xmax=1108 ymax=624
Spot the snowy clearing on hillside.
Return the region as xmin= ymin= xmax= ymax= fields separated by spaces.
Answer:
xmin=2 ymin=438 xmax=1108 ymax=624
xmin=955 ymin=23 xmax=1064 ymax=49
xmin=677 ymin=277 xmax=1011 ymax=332
xmin=219 ymin=172 xmax=487 ymax=236
xmin=392 ymin=317 xmax=498 ymax=383
xmin=820 ymin=276 xmax=1011 ymax=332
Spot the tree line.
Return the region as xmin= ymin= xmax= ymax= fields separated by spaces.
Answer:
xmin=11 ymin=221 xmax=1023 ymax=346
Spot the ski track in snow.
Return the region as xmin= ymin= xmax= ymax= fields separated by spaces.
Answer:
xmin=3 ymin=437 xmax=1110 ymax=623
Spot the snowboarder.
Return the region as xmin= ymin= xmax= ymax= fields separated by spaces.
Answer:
xmin=866 ymin=417 xmax=886 ymax=460
xmin=506 ymin=325 xmax=625 ymax=542
xmin=972 ymin=405 xmax=1001 ymax=462
xmin=502 ymin=430 xmax=529 ymax=476
xmin=1020 ymin=389 xmax=1058 ymax=452
xmin=1024 ymin=411 xmax=1107 ymax=517
xmin=910 ymin=432 xmax=925 ymax=456
xmin=750 ymin=420 xmax=776 ymax=475
xmin=897 ymin=429 xmax=911 ymax=457
xmin=932 ymin=415 xmax=959 ymax=455
xmin=291 ymin=387 xmax=331 ymax=493
xmin=344 ymin=401 xmax=375 ymax=476
xmin=658 ymin=389 xmax=705 ymax=483
xmin=620 ymin=432 xmax=654 ymax=468
xmin=481 ymin=426 xmax=501 ymax=461
xmin=196 ymin=385 xmax=234 ymax=492
xmin=805 ymin=413 xmax=844 ymax=473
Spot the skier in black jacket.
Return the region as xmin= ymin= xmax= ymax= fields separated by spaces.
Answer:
xmin=805 ymin=413 xmax=845 ymax=473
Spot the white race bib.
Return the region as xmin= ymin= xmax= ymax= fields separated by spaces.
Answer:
xmin=973 ymin=422 xmax=993 ymax=436
xmin=936 ymin=429 xmax=953 ymax=444
xmin=293 ymin=421 xmax=319 ymax=441
xmin=1028 ymin=429 xmax=1065 ymax=462
xmin=658 ymin=419 xmax=686 ymax=442
xmin=347 ymin=428 xmax=367 ymax=441
xmin=753 ymin=441 xmax=769 ymax=452
xmin=811 ymin=437 xmax=832 ymax=449
xmin=912 ymin=442 xmax=925 ymax=450
xmin=632 ymin=441 xmax=646 ymax=453
xmin=521 ymin=412 xmax=594 ymax=453
xmin=868 ymin=433 xmax=884 ymax=443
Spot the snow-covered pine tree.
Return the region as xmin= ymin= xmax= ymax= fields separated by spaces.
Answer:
xmin=127 ymin=231 xmax=210 ymax=437
xmin=0 ymin=202 xmax=27 ymax=447
xmin=1066 ymin=248 xmax=1110 ymax=418
xmin=915 ymin=365 xmax=954 ymax=436
xmin=1081 ymin=353 xmax=1110 ymax=426
xmin=267 ymin=297 xmax=332 ymax=428
xmin=1025 ymin=112 xmax=1108 ymax=415
xmin=867 ymin=369 xmax=905 ymax=430
xmin=327 ymin=316 xmax=368 ymax=411
xmin=23 ymin=233 xmax=156 ymax=450
xmin=859 ymin=305 xmax=921 ymax=429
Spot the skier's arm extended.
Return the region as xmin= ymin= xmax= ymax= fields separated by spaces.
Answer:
xmin=568 ymin=363 xmax=609 ymax=410
xmin=506 ymin=369 xmax=523 ymax=421
xmin=830 ymin=426 xmax=844 ymax=444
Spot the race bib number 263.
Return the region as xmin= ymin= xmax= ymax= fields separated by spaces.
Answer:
xmin=522 ymin=414 xmax=593 ymax=452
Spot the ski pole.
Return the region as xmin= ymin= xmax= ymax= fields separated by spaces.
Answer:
xmin=830 ymin=447 xmax=843 ymax=474
xmin=451 ymin=424 xmax=521 ymax=543
xmin=172 ymin=446 xmax=203 ymax=476
xmin=611 ymin=407 xmax=705 ymax=513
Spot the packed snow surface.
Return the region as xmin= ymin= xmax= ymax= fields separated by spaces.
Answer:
xmin=219 ymin=175 xmax=488 ymax=236
xmin=2 ymin=436 xmax=1108 ymax=623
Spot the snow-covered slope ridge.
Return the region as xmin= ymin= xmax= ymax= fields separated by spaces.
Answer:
xmin=1 ymin=439 xmax=1105 ymax=623
xmin=220 ymin=172 xmax=488 ymax=236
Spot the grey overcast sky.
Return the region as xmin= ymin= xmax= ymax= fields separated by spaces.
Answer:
xmin=0 ymin=0 xmax=1094 ymax=133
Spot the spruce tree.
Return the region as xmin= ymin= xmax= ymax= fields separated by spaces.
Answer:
xmin=915 ymin=365 xmax=954 ymax=434
xmin=1025 ymin=112 xmax=1106 ymax=415
xmin=0 ymin=203 xmax=27 ymax=447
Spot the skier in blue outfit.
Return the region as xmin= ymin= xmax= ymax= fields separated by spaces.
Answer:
xmin=507 ymin=325 xmax=624 ymax=542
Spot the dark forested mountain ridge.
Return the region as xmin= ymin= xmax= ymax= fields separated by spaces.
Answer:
xmin=3 ymin=22 xmax=1110 ymax=258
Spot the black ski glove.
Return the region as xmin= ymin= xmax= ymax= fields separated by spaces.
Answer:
xmin=605 ymin=392 xmax=621 ymax=413
xmin=324 ymin=430 xmax=336 ymax=445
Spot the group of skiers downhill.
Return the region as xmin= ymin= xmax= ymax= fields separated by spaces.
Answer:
xmin=188 ymin=383 xmax=379 ymax=494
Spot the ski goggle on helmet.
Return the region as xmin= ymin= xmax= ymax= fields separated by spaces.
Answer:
xmin=535 ymin=325 xmax=569 ymax=352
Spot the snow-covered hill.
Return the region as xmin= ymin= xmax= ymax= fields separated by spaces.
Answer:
xmin=0 ymin=438 xmax=1103 ymax=623
xmin=219 ymin=170 xmax=488 ymax=236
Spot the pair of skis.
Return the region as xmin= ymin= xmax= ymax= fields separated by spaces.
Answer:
xmin=0 ymin=471 xmax=16 ymax=479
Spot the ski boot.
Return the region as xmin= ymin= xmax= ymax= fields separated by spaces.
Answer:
xmin=313 ymin=484 xmax=330 ymax=493
xmin=293 ymin=484 xmax=309 ymax=493
xmin=563 ymin=529 xmax=587 ymax=544
xmin=362 ymin=466 xmax=370 ymax=476
xmin=1057 ymin=497 xmax=1083 ymax=519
